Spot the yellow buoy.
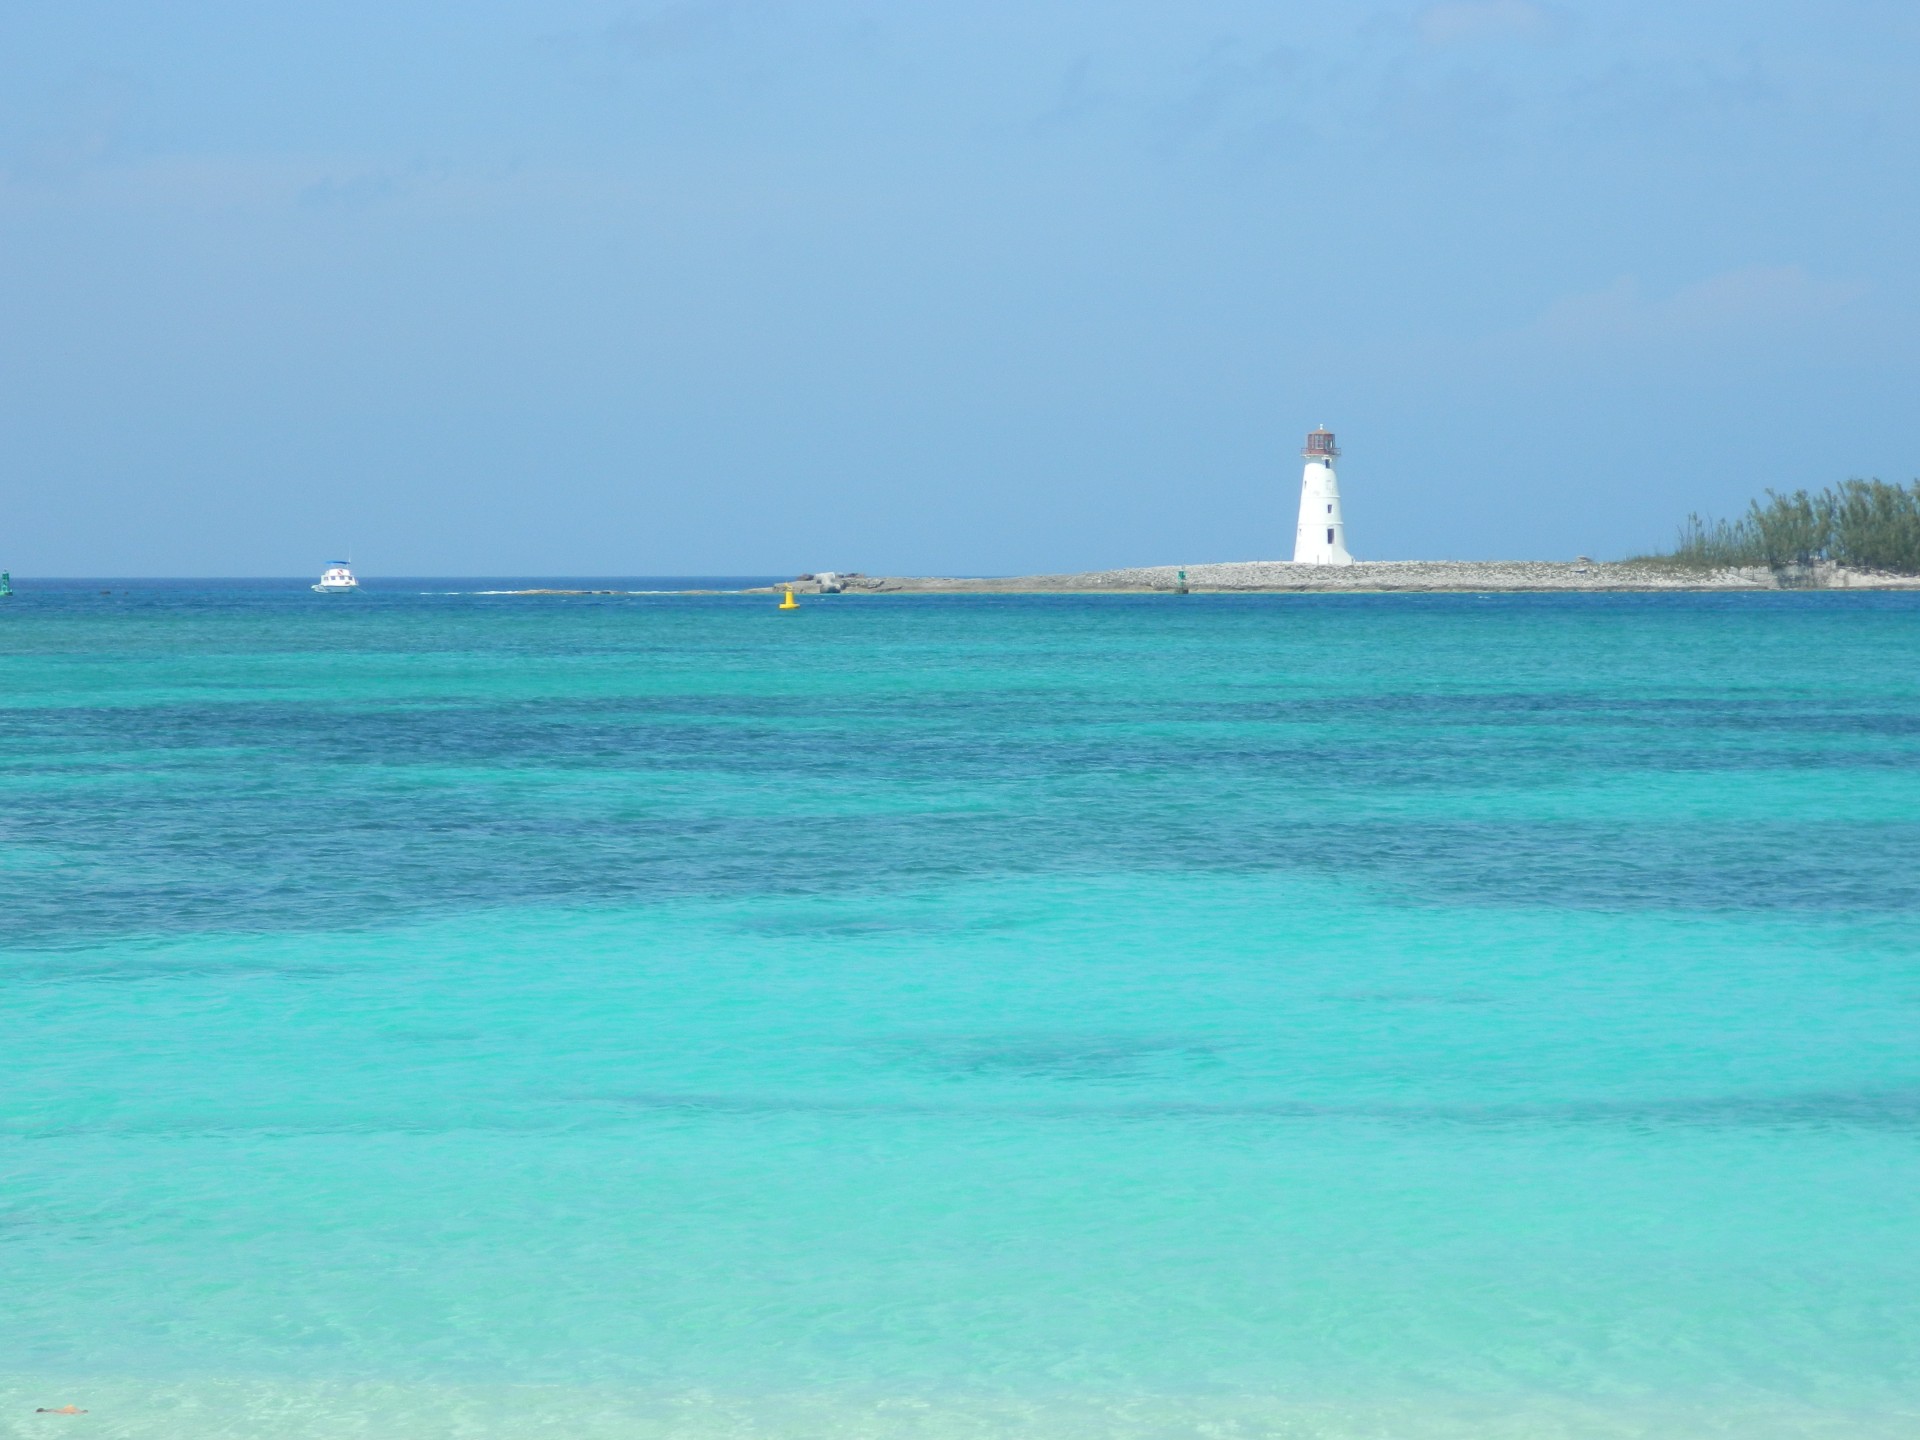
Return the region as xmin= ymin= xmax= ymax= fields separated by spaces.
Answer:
xmin=778 ymin=587 xmax=800 ymax=609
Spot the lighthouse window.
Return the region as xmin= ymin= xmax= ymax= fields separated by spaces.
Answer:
xmin=1326 ymin=504 xmax=1333 ymax=513
xmin=1326 ymin=528 xmax=1335 ymax=543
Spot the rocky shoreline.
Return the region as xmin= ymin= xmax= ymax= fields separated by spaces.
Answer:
xmin=752 ymin=560 xmax=1920 ymax=595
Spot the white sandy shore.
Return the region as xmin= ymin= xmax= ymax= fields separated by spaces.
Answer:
xmin=756 ymin=560 xmax=1920 ymax=595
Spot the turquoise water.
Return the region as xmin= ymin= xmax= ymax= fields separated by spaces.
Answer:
xmin=4 ymin=581 xmax=1919 ymax=1438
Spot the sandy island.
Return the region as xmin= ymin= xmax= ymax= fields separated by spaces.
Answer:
xmin=484 ymin=561 xmax=1920 ymax=597
xmin=739 ymin=560 xmax=1920 ymax=595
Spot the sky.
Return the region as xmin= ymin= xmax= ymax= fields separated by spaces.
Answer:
xmin=1 ymin=1 xmax=1916 ymax=576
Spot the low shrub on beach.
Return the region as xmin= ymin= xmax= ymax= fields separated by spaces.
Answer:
xmin=1653 ymin=479 xmax=1920 ymax=574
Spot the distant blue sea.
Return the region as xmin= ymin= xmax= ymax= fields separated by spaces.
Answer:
xmin=4 ymin=580 xmax=1919 ymax=1438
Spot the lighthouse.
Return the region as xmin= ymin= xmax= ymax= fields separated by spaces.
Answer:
xmin=1293 ymin=426 xmax=1353 ymax=564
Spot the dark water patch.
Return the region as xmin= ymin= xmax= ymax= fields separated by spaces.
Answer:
xmin=733 ymin=912 xmax=970 ymax=940
xmin=1 ymin=954 xmax=363 ymax=987
xmin=5 ymin=805 xmax=1920 ymax=954
xmin=590 ymin=1086 xmax=1920 ymax=1132
xmin=1294 ymin=819 xmax=1920 ymax=915
xmin=1213 ymin=690 xmax=1920 ymax=734
xmin=9 ymin=686 xmax=1919 ymax=781
xmin=1521 ymin=1089 xmax=1920 ymax=1130
xmin=6 ymin=594 xmax=1920 ymax=948
xmin=875 ymin=1033 xmax=1227 ymax=1083
xmin=1322 ymin=991 xmax=1497 ymax=1006
xmin=13 ymin=1086 xmax=1920 ymax=1139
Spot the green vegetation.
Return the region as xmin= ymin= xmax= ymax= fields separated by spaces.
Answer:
xmin=1655 ymin=479 xmax=1920 ymax=574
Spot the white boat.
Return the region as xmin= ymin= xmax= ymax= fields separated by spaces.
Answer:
xmin=312 ymin=562 xmax=359 ymax=593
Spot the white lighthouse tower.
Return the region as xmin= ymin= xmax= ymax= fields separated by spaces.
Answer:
xmin=1293 ymin=426 xmax=1353 ymax=564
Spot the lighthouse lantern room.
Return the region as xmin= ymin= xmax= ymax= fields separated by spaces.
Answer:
xmin=1293 ymin=426 xmax=1354 ymax=565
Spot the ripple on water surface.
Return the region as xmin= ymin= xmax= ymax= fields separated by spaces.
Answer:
xmin=3 ymin=588 xmax=1920 ymax=1435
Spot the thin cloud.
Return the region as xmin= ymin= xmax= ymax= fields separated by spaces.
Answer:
xmin=1030 ymin=54 xmax=1110 ymax=135
xmin=1534 ymin=266 xmax=1865 ymax=344
xmin=4 ymin=72 xmax=136 ymax=186
xmin=1418 ymin=0 xmax=1558 ymax=46
xmin=603 ymin=0 xmax=759 ymax=62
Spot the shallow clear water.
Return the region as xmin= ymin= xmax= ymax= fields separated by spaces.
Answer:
xmin=4 ymin=580 xmax=1919 ymax=1437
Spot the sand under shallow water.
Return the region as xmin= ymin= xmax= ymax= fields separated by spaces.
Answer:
xmin=6 ymin=1379 xmax=1918 ymax=1440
